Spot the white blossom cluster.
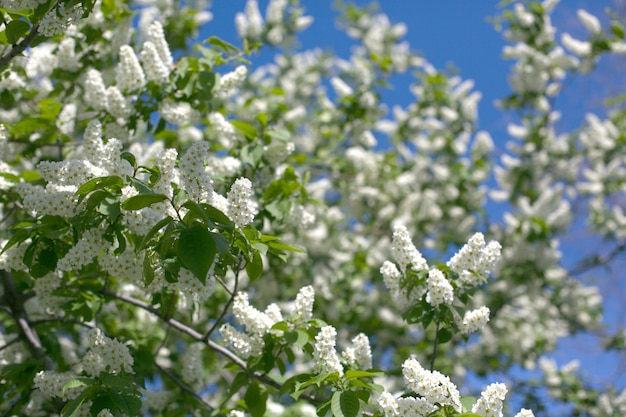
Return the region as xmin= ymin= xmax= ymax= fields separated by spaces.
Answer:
xmin=159 ymin=99 xmax=200 ymax=126
xmin=235 ymin=0 xmax=313 ymax=46
xmin=341 ymin=333 xmax=373 ymax=370
xmin=313 ymin=325 xmax=343 ymax=376
xmin=116 ymin=45 xmax=146 ymax=92
xmin=57 ymin=228 xmax=107 ymax=271
xmin=220 ymin=290 xmax=285 ymax=358
xmin=179 ymin=141 xmax=215 ymax=205
xmin=208 ymin=112 xmax=244 ymax=147
xmin=227 ymin=177 xmax=258 ymax=228
xmin=458 ymin=306 xmax=491 ymax=335
xmin=181 ymin=342 xmax=205 ymax=391
xmin=390 ymin=224 xmax=428 ymax=273
xmin=39 ymin=3 xmax=83 ymax=37
xmin=447 ymin=232 xmax=502 ymax=285
xmin=471 ymin=382 xmax=508 ymax=417
xmin=379 ymin=358 xmax=535 ymax=417
xmin=34 ymin=328 xmax=133 ymax=405
xmin=81 ymin=328 xmax=134 ymax=375
xmin=425 ymin=268 xmax=453 ymax=306
xmin=218 ymin=65 xmax=248 ymax=97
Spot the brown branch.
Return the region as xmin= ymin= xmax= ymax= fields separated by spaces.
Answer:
xmin=0 ymin=270 xmax=53 ymax=370
xmin=568 ymin=241 xmax=626 ymax=277
xmin=0 ymin=23 xmax=40 ymax=71
xmin=204 ymin=257 xmax=242 ymax=341
xmin=154 ymin=361 xmax=214 ymax=411
xmin=101 ymin=289 xmax=287 ymax=394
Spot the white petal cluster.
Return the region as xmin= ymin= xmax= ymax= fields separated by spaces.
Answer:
xmin=32 ymin=272 xmax=68 ymax=316
xmin=292 ymin=285 xmax=315 ymax=320
xmin=57 ymin=228 xmax=107 ymax=271
xmin=402 ymin=358 xmax=461 ymax=411
xmin=235 ymin=0 xmax=263 ymax=39
xmin=561 ymin=33 xmax=591 ymax=57
xmin=313 ymin=325 xmax=343 ymax=376
xmin=208 ymin=112 xmax=243 ymax=147
xmin=84 ymin=69 xmax=108 ymax=110
xmin=159 ymin=99 xmax=200 ymax=126
xmin=341 ymin=333 xmax=372 ymax=370
xmin=232 ymin=292 xmax=277 ymax=335
xmin=447 ymin=232 xmax=502 ymax=285
xmin=181 ymin=343 xmax=204 ymax=390
xmin=391 ymin=224 xmax=428 ymax=273
xmin=179 ymin=141 xmax=214 ymax=205
xmin=56 ymin=38 xmax=80 ymax=71
xmin=55 ymin=103 xmax=77 ymax=136
xmin=172 ymin=268 xmax=215 ymax=304
xmin=218 ymin=65 xmax=248 ymax=97
xmin=425 ymin=268 xmax=453 ymax=306
xmin=15 ymin=183 xmax=78 ymax=217
xmin=141 ymin=41 xmax=170 ymax=82
xmin=227 ymin=177 xmax=258 ymax=228
xmin=514 ymin=409 xmax=536 ymax=417
xmin=577 ymin=9 xmax=601 ymax=35
xmin=106 ymin=86 xmax=132 ymax=119
xmin=380 ymin=260 xmax=402 ymax=297
xmin=146 ymin=21 xmax=173 ymax=68
xmin=116 ymin=45 xmax=146 ymax=92
xmin=34 ymin=370 xmax=85 ymax=401
xmin=39 ymin=3 xmax=82 ymax=37
xmin=81 ymin=328 xmax=134 ymax=375
xmin=472 ymin=382 xmax=507 ymax=417
xmin=458 ymin=306 xmax=490 ymax=335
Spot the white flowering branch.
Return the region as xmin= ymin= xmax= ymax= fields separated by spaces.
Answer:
xmin=102 ymin=289 xmax=294 ymax=396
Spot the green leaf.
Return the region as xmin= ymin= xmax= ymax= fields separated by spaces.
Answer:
xmin=245 ymin=251 xmax=263 ymax=282
xmin=266 ymin=128 xmax=290 ymax=142
xmin=177 ymin=226 xmax=216 ymax=284
xmin=121 ymin=193 xmax=168 ymax=210
xmin=437 ymin=327 xmax=453 ymax=344
xmin=63 ymin=378 xmax=89 ymax=393
xmin=244 ymin=382 xmax=268 ymax=417
xmin=284 ymin=329 xmax=309 ymax=349
xmin=75 ymin=176 xmax=123 ymax=196
xmin=230 ymin=120 xmax=257 ymax=140
xmin=61 ymin=389 xmax=91 ymax=417
xmin=206 ymin=35 xmax=241 ymax=53
xmin=460 ymin=396 xmax=478 ymax=413
xmin=331 ymin=390 xmax=360 ymax=417
xmin=344 ymin=370 xmax=383 ymax=379
xmin=6 ymin=19 xmax=30 ymax=44
xmin=137 ymin=216 xmax=173 ymax=251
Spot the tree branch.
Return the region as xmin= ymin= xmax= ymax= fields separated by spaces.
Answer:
xmin=0 ymin=270 xmax=53 ymax=370
xmin=102 ymin=290 xmax=283 ymax=386
xmin=154 ymin=361 xmax=214 ymax=411
xmin=204 ymin=257 xmax=242 ymax=341
xmin=0 ymin=24 xmax=40 ymax=70
xmin=568 ymin=241 xmax=626 ymax=277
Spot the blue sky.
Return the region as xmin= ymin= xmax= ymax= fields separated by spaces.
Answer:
xmin=205 ymin=0 xmax=626 ymax=400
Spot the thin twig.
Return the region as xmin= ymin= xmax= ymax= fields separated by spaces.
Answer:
xmin=569 ymin=242 xmax=626 ymax=277
xmin=430 ymin=320 xmax=440 ymax=372
xmin=0 ymin=23 xmax=40 ymax=70
xmin=204 ymin=256 xmax=243 ymax=341
xmin=154 ymin=361 xmax=214 ymax=411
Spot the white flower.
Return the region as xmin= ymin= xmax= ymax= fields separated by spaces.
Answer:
xmin=146 ymin=21 xmax=173 ymax=67
xmin=458 ymin=306 xmax=490 ymax=335
xmin=227 ymin=177 xmax=258 ymax=228
xmin=84 ymin=69 xmax=108 ymax=111
xmin=577 ymin=9 xmax=601 ymax=35
xmin=391 ymin=224 xmax=428 ymax=273
xmin=313 ymin=325 xmax=343 ymax=376
xmin=514 ymin=409 xmax=536 ymax=417
xmin=561 ymin=33 xmax=591 ymax=56
xmin=293 ymin=285 xmax=315 ymax=320
xmin=342 ymin=333 xmax=372 ymax=370
xmin=141 ymin=41 xmax=169 ymax=82
xmin=426 ymin=268 xmax=454 ymax=306
xmin=402 ymin=358 xmax=461 ymax=411
xmin=116 ymin=45 xmax=145 ymax=91
xmin=159 ymin=99 xmax=200 ymax=125
xmin=472 ymin=383 xmax=507 ymax=417
xmin=179 ymin=141 xmax=214 ymax=205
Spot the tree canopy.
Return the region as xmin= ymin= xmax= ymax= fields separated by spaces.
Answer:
xmin=0 ymin=0 xmax=625 ymax=416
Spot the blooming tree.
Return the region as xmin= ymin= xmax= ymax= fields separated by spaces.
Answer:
xmin=0 ymin=0 xmax=625 ymax=416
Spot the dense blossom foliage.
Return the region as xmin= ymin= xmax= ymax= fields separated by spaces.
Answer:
xmin=0 ymin=0 xmax=625 ymax=416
